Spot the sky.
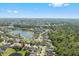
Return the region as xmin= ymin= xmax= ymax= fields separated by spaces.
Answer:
xmin=0 ymin=3 xmax=79 ymax=18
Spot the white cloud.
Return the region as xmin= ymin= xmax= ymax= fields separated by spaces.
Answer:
xmin=48 ymin=3 xmax=52 ymax=6
xmin=7 ymin=10 xmax=12 ymax=13
xmin=48 ymin=3 xmax=69 ymax=7
xmin=7 ymin=10 xmax=19 ymax=14
xmin=0 ymin=0 xmax=79 ymax=3
xmin=64 ymin=4 xmax=69 ymax=6
xmin=13 ymin=10 xmax=18 ymax=14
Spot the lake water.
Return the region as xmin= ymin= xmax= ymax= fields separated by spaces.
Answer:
xmin=11 ymin=30 xmax=34 ymax=39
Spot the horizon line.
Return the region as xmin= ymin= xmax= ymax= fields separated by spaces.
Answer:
xmin=0 ymin=17 xmax=79 ymax=19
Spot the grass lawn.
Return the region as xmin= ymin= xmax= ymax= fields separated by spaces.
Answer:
xmin=2 ymin=48 xmax=16 ymax=56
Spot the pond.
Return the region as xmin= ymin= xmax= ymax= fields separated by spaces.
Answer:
xmin=11 ymin=30 xmax=34 ymax=39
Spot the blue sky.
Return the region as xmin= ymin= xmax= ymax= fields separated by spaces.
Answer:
xmin=0 ymin=3 xmax=79 ymax=18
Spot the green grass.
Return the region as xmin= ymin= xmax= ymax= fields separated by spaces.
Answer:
xmin=18 ymin=50 xmax=30 ymax=56
xmin=0 ymin=43 xmax=3 ymax=47
xmin=18 ymin=50 xmax=26 ymax=56
xmin=2 ymin=48 xmax=16 ymax=56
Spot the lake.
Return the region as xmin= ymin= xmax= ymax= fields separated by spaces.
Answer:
xmin=11 ymin=30 xmax=34 ymax=39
